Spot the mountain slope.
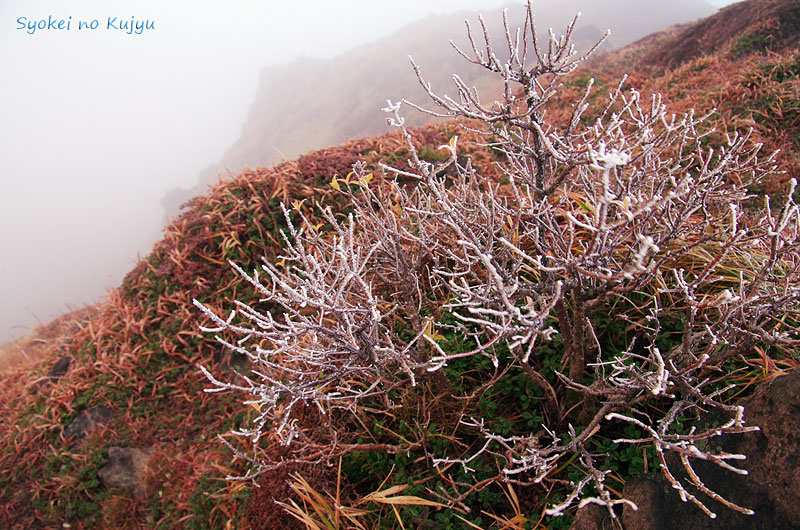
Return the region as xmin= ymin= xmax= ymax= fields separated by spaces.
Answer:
xmin=163 ymin=0 xmax=715 ymax=216
xmin=583 ymin=0 xmax=800 ymax=188
xmin=2 ymin=1 xmax=799 ymax=529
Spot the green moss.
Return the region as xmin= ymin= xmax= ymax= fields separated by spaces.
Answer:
xmin=418 ymin=145 xmax=450 ymax=163
xmin=57 ymin=449 xmax=109 ymax=526
xmin=182 ymin=473 xmax=252 ymax=530
xmin=732 ymin=30 xmax=775 ymax=56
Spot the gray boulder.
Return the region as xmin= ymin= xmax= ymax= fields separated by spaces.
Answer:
xmin=63 ymin=406 xmax=113 ymax=447
xmin=620 ymin=369 xmax=800 ymax=529
xmin=98 ymin=446 xmax=152 ymax=497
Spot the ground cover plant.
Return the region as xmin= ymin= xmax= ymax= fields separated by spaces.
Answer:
xmin=0 ymin=130 xmax=470 ymax=529
xmin=195 ymin=2 xmax=800 ymax=526
xmin=2 ymin=1 xmax=800 ymax=529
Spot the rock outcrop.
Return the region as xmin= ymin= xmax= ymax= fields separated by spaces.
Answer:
xmin=98 ymin=446 xmax=153 ymax=498
xmin=618 ymin=369 xmax=800 ymax=530
xmin=63 ymin=406 xmax=113 ymax=447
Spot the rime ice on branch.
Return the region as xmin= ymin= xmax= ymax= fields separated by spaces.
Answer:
xmin=195 ymin=1 xmax=800 ymax=519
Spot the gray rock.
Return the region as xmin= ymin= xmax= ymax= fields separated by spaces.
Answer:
xmin=63 ymin=406 xmax=113 ymax=446
xmin=570 ymin=503 xmax=614 ymax=530
xmin=621 ymin=471 xmax=789 ymax=530
xmin=220 ymin=350 xmax=249 ymax=377
xmin=48 ymin=356 xmax=71 ymax=383
xmin=98 ymin=446 xmax=152 ymax=497
xmin=620 ymin=368 xmax=800 ymax=529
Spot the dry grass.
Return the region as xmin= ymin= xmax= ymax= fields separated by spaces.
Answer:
xmin=0 ymin=123 xmax=493 ymax=530
xmin=0 ymin=305 xmax=97 ymax=375
xmin=1 ymin=1 xmax=798 ymax=527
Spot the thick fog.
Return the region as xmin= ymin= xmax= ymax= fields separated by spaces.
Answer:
xmin=0 ymin=0 xmax=741 ymax=344
xmin=0 ymin=0 xmax=523 ymax=343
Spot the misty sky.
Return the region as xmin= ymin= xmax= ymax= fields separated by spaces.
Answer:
xmin=0 ymin=0 xmax=742 ymax=343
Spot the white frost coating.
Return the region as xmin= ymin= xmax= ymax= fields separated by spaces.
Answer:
xmin=192 ymin=0 xmax=793 ymax=518
xmin=590 ymin=141 xmax=631 ymax=171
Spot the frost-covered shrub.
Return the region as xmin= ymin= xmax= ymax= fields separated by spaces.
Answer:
xmin=195 ymin=2 xmax=800 ymax=520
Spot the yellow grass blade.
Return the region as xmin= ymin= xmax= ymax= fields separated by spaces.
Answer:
xmin=360 ymin=483 xmax=446 ymax=508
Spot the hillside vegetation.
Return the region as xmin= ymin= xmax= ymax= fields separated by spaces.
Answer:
xmin=2 ymin=1 xmax=800 ymax=529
